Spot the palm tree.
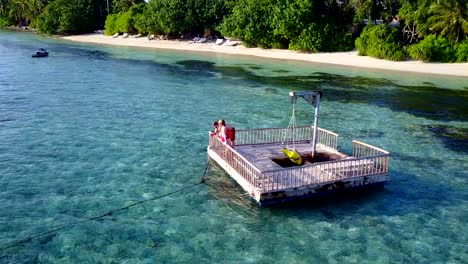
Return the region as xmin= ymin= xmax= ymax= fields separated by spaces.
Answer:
xmin=29 ymin=0 xmax=43 ymax=17
xmin=1 ymin=0 xmax=9 ymax=16
xmin=8 ymin=0 xmax=32 ymax=25
xmin=427 ymin=0 xmax=468 ymax=42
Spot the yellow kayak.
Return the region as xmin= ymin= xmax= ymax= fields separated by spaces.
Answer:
xmin=281 ymin=148 xmax=302 ymax=165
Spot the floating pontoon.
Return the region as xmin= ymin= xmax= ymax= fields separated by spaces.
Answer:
xmin=207 ymin=91 xmax=390 ymax=205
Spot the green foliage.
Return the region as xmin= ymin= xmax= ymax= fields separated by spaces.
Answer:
xmin=220 ymin=0 xmax=355 ymax=51
xmin=105 ymin=3 xmax=144 ymax=34
xmin=289 ymin=23 xmax=324 ymax=52
xmin=455 ymin=40 xmax=468 ymax=62
xmin=115 ymin=11 xmax=132 ymax=33
xmin=355 ymin=24 xmax=406 ymax=61
xmin=111 ymin=0 xmax=144 ymax=14
xmin=0 ymin=0 xmax=7 ymax=16
xmin=7 ymin=0 xmax=32 ymax=25
xmin=36 ymin=0 xmax=95 ymax=34
xmin=144 ymin=0 xmax=187 ymax=35
xmin=0 ymin=15 xmax=12 ymax=26
xmin=134 ymin=7 xmax=157 ymax=34
xmin=352 ymin=0 xmax=400 ymax=24
xmin=104 ymin=13 xmax=118 ymax=35
xmin=399 ymin=0 xmax=468 ymax=44
xmin=321 ymin=24 xmax=354 ymax=52
xmin=354 ymin=0 xmax=378 ymax=23
xmin=407 ymin=34 xmax=457 ymax=62
xmin=28 ymin=0 xmax=47 ymax=26
xmin=426 ymin=0 xmax=468 ymax=43
xmin=2 ymin=0 xmax=49 ymax=26
xmin=185 ymin=0 xmax=234 ymax=32
xmin=218 ymin=0 xmax=277 ymax=48
xmin=271 ymin=0 xmax=313 ymax=42
xmin=398 ymin=0 xmax=427 ymax=44
xmin=2 ymin=0 xmax=466 ymax=62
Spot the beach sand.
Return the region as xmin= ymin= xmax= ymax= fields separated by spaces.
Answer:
xmin=61 ymin=34 xmax=468 ymax=77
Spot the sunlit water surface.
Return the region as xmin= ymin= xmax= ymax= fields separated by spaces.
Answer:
xmin=0 ymin=31 xmax=467 ymax=263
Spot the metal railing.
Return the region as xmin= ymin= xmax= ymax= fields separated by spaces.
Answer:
xmin=316 ymin=127 xmax=339 ymax=150
xmin=352 ymin=140 xmax=389 ymax=157
xmin=209 ymin=130 xmax=389 ymax=193
xmin=209 ymin=135 xmax=261 ymax=189
xmin=235 ymin=126 xmax=312 ymax=146
xmin=260 ymin=153 xmax=390 ymax=192
xmin=235 ymin=126 xmax=339 ymax=150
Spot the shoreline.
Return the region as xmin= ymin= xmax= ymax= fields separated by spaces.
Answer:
xmin=61 ymin=34 xmax=468 ymax=77
xmin=1 ymin=25 xmax=37 ymax=32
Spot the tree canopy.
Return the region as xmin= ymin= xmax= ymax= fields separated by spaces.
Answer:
xmin=36 ymin=0 xmax=97 ymax=34
xmin=1 ymin=0 xmax=467 ymax=62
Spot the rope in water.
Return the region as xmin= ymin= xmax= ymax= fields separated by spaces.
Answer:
xmin=0 ymin=161 xmax=212 ymax=252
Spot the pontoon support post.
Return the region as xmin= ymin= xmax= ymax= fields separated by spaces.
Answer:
xmin=311 ymin=93 xmax=320 ymax=157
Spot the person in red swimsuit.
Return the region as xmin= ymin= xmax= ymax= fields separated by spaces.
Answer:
xmin=210 ymin=119 xmax=235 ymax=146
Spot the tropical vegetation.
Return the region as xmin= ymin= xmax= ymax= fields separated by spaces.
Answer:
xmin=356 ymin=24 xmax=406 ymax=61
xmin=0 ymin=0 xmax=467 ymax=62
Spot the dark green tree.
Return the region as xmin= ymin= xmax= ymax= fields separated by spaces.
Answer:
xmin=36 ymin=0 xmax=96 ymax=34
xmin=185 ymin=0 xmax=235 ymax=34
xmin=111 ymin=0 xmax=144 ymax=13
xmin=218 ymin=0 xmax=277 ymax=48
xmin=271 ymin=0 xmax=314 ymax=47
xmin=144 ymin=0 xmax=187 ymax=35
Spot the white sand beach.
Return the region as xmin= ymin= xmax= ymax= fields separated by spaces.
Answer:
xmin=62 ymin=34 xmax=468 ymax=77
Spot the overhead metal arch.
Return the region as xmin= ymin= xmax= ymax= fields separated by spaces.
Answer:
xmin=289 ymin=90 xmax=323 ymax=157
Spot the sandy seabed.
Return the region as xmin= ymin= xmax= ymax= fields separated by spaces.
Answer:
xmin=61 ymin=34 xmax=468 ymax=77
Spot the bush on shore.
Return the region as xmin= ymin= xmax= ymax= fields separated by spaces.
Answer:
xmin=219 ymin=0 xmax=355 ymax=52
xmin=405 ymin=35 xmax=468 ymax=62
xmin=407 ymin=35 xmax=456 ymax=62
xmin=355 ymin=25 xmax=406 ymax=61
xmin=10 ymin=0 xmax=464 ymax=63
xmin=321 ymin=25 xmax=354 ymax=52
xmin=105 ymin=3 xmax=145 ymax=35
xmin=455 ymin=40 xmax=468 ymax=62
xmin=104 ymin=14 xmax=118 ymax=35
xmin=289 ymin=23 xmax=325 ymax=52
xmin=218 ymin=0 xmax=277 ymax=48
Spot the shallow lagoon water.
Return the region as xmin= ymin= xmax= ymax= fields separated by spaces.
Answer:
xmin=0 ymin=31 xmax=467 ymax=263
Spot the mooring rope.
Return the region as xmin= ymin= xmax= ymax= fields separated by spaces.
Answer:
xmin=0 ymin=161 xmax=212 ymax=252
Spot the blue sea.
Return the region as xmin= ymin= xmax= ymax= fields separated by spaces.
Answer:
xmin=0 ymin=30 xmax=467 ymax=263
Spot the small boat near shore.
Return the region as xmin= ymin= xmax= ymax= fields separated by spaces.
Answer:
xmin=32 ymin=48 xmax=48 ymax=58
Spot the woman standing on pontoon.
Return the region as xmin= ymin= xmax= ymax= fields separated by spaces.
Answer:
xmin=210 ymin=119 xmax=235 ymax=146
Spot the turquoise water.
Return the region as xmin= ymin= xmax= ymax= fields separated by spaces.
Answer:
xmin=0 ymin=30 xmax=467 ymax=263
